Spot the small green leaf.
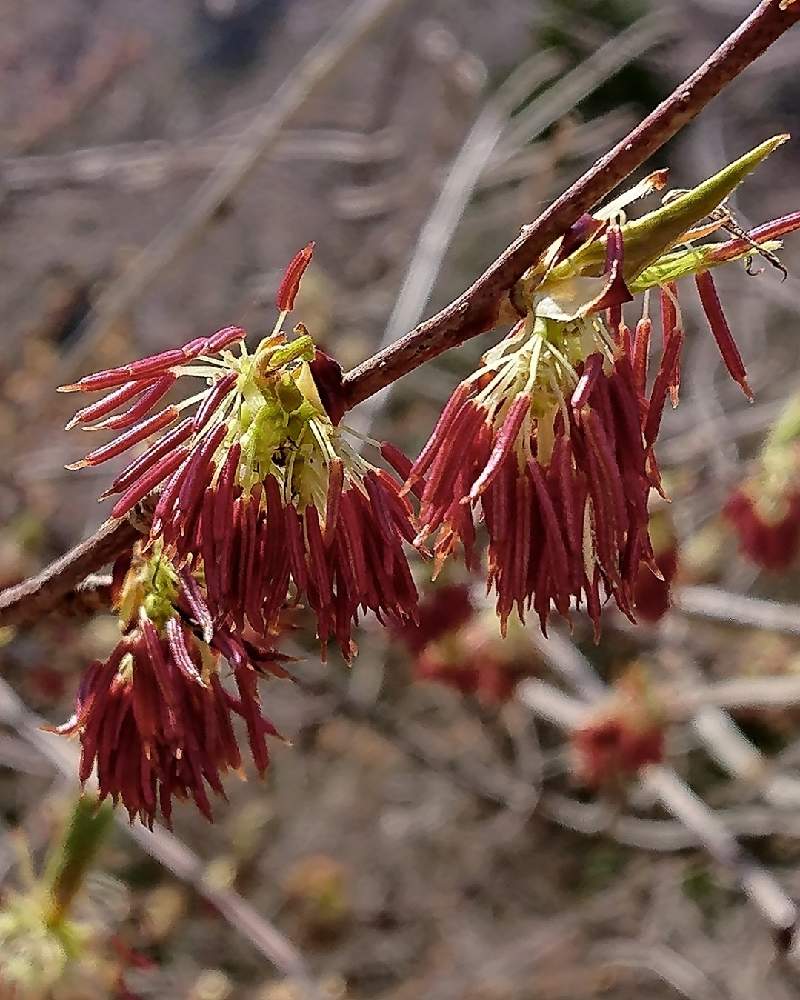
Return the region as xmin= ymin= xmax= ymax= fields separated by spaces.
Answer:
xmin=629 ymin=239 xmax=782 ymax=291
xmin=541 ymin=135 xmax=789 ymax=289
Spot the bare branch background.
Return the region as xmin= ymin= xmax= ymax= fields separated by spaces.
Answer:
xmin=3 ymin=0 xmax=800 ymax=997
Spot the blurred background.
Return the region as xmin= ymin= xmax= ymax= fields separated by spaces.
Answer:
xmin=2 ymin=0 xmax=800 ymax=997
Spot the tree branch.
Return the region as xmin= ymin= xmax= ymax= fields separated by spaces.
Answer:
xmin=1 ymin=0 xmax=798 ymax=629
xmin=0 ymin=515 xmax=144 ymax=629
xmin=341 ymin=0 xmax=800 ymax=408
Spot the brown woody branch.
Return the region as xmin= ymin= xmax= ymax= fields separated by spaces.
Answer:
xmin=0 ymin=511 xmax=146 ymax=629
xmin=341 ymin=0 xmax=800 ymax=407
xmin=0 ymin=0 xmax=798 ymax=630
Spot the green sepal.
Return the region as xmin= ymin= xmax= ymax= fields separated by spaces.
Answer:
xmin=542 ymin=135 xmax=788 ymax=289
xmin=628 ymin=239 xmax=781 ymax=292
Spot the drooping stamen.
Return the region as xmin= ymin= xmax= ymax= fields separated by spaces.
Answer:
xmin=406 ymin=381 xmax=472 ymax=490
xmin=165 ymin=618 xmax=204 ymax=685
xmin=632 ymin=316 xmax=652 ymax=398
xmin=91 ymin=374 xmax=177 ymax=431
xmin=644 ymin=329 xmax=684 ymax=446
xmin=527 ymin=458 xmax=571 ymax=610
xmin=304 ymin=504 xmax=332 ymax=607
xmin=65 ymin=407 xmax=179 ymax=469
xmin=571 ymin=354 xmax=604 ymax=408
xmin=175 ymin=422 xmax=227 ymax=525
xmin=375 ymin=471 xmax=418 ymax=547
xmin=323 ymin=458 xmax=344 ymax=547
xmin=581 ymin=408 xmax=627 ymax=545
xmin=179 ymin=571 xmax=214 ymax=643
xmin=380 ymin=442 xmax=424 ymax=499
xmin=694 ymin=270 xmax=753 ymax=400
xmin=659 ymin=282 xmax=682 ymax=405
xmin=284 ymin=504 xmax=309 ymax=595
xmin=468 ymin=394 xmax=530 ymax=501
xmin=213 ymin=444 xmax=240 ymax=543
xmin=66 ymin=379 xmax=158 ymax=430
xmin=193 ymin=371 xmax=238 ymax=431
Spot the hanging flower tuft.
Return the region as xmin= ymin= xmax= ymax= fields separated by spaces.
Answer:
xmin=60 ymin=245 xmax=419 ymax=658
xmin=409 ymin=136 xmax=800 ymax=636
xmin=51 ymin=544 xmax=288 ymax=827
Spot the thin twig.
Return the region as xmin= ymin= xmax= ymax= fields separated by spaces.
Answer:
xmin=541 ymin=792 xmax=800 ymax=850
xmin=675 ymin=585 xmax=800 ymax=636
xmin=0 ymin=128 xmax=401 ymax=194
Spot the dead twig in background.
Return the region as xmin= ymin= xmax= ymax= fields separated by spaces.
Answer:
xmin=60 ymin=0 xmax=412 ymax=380
xmin=0 ymin=128 xmax=402 ymax=195
xmin=519 ymin=632 xmax=800 ymax=951
xmin=675 ymin=585 xmax=800 ymax=636
xmin=359 ymin=14 xmax=670 ymax=429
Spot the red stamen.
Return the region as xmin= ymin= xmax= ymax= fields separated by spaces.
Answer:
xmin=632 ymin=316 xmax=651 ymax=399
xmin=305 ymin=505 xmax=332 ymax=606
xmin=695 ymin=270 xmax=753 ymax=400
xmin=644 ymin=329 xmax=684 ymax=446
xmin=111 ymin=446 xmax=189 ymax=518
xmin=659 ymin=282 xmax=681 ymax=406
xmin=323 ymin=458 xmax=344 ymax=547
xmin=284 ymin=504 xmax=309 ymax=594
xmin=193 ymin=371 xmax=238 ymax=431
xmin=407 ymin=381 xmax=472 ymax=487
xmin=571 ymin=354 xmax=604 ymax=409
xmin=381 ymin=442 xmax=424 ymax=499
xmin=66 ymin=379 xmax=157 ymax=429
xmin=66 ymin=407 xmax=178 ymax=469
xmin=276 ymin=243 xmax=315 ymax=312
xmin=165 ymin=619 xmax=204 ymax=684
xmin=213 ymin=443 xmax=241 ymax=543
xmin=103 ymin=417 xmax=194 ymax=497
xmin=92 ymin=374 xmax=177 ymax=431
xmin=469 ymin=394 xmax=529 ymax=501
xmin=206 ymin=325 xmax=246 ymax=353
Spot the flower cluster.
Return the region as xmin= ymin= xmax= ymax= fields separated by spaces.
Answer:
xmin=409 ymin=136 xmax=800 ymax=635
xmin=572 ymin=666 xmax=665 ymax=790
xmin=61 ymin=246 xmax=418 ymax=660
xmin=52 ymin=544 xmax=287 ymax=826
xmin=725 ymin=395 xmax=800 ymax=571
xmin=55 ymin=139 xmax=800 ymax=823
xmin=398 ymin=583 xmax=541 ymax=704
